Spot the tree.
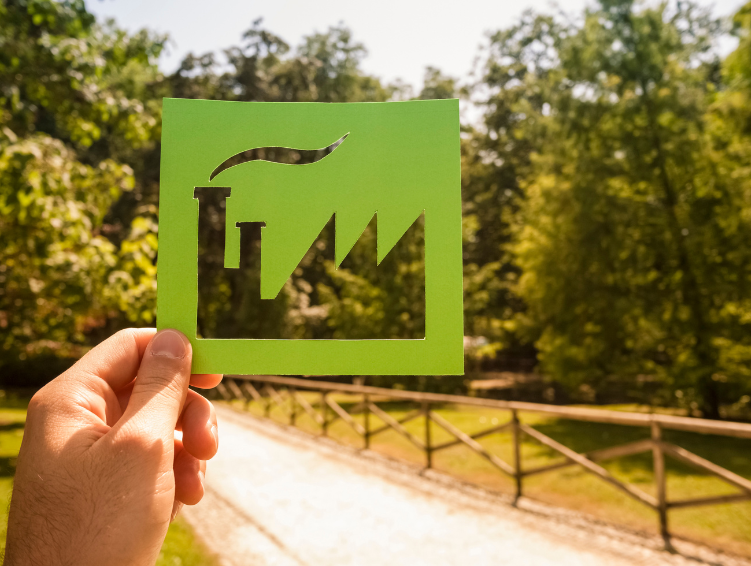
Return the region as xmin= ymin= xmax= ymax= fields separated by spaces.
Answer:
xmin=461 ymin=12 xmax=560 ymax=367
xmin=513 ymin=0 xmax=743 ymax=417
xmin=418 ymin=66 xmax=457 ymax=100
xmin=696 ymin=1 xmax=751 ymax=415
xmin=0 ymin=0 xmax=164 ymax=367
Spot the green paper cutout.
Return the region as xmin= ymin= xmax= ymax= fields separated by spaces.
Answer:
xmin=157 ymin=98 xmax=463 ymax=375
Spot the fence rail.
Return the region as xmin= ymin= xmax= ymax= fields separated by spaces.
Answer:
xmin=213 ymin=374 xmax=751 ymax=544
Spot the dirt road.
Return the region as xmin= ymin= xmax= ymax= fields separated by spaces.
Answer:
xmin=183 ymin=405 xmax=748 ymax=566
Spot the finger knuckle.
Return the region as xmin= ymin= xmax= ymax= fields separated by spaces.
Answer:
xmin=138 ymin=367 xmax=184 ymax=397
xmin=27 ymin=384 xmax=58 ymax=417
xmin=113 ymin=419 xmax=171 ymax=454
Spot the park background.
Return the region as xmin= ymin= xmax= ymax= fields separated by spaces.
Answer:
xmin=3 ymin=0 xmax=751 ymax=562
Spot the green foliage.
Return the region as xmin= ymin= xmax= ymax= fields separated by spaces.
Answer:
xmin=0 ymin=0 xmax=163 ymax=147
xmin=0 ymin=0 xmax=163 ymax=370
xmin=318 ymin=217 xmax=425 ymax=340
xmin=0 ymin=130 xmax=130 ymax=357
xmin=461 ymin=12 xmax=559 ymax=364
xmin=418 ymin=66 xmax=458 ymax=100
xmin=454 ymin=0 xmax=751 ymax=415
xmin=171 ymin=19 xmax=395 ymax=104
xmin=7 ymin=0 xmax=751 ymax=416
xmin=724 ymin=1 xmax=751 ymax=88
xmin=507 ymin=0 xmax=750 ymax=417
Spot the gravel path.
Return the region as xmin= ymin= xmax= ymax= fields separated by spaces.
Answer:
xmin=183 ymin=405 xmax=749 ymax=566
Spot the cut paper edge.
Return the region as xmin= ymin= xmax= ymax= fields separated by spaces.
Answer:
xmin=335 ymin=209 xmax=377 ymax=268
xmin=377 ymin=208 xmax=426 ymax=265
xmin=258 ymin=209 xmax=425 ymax=299
xmin=210 ymin=133 xmax=349 ymax=181
xmin=260 ymin=211 xmax=334 ymax=299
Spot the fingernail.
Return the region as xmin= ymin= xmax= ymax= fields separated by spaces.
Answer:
xmin=199 ymin=470 xmax=205 ymax=489
xmin=209 ymin=424 xmax=219 ymax=450
xmin=151 ymin=330 xmax=186 ymax=359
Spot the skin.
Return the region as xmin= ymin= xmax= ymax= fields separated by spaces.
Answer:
xmin=3 ymin=328 xmax=222 ymax=566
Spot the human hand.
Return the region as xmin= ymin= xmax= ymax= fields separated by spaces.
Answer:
xmin=4 ymin=328 xmax=222 ymax=566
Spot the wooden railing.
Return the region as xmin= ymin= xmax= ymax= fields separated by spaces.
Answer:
xmin=213 ymin=374 xmax=751 ymax=545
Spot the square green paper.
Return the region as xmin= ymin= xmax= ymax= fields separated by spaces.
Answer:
xmin=157 ymin=98 xmax=463 ymax=375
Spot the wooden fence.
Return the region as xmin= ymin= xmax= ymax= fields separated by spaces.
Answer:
xmin=213 ymin=374 xmax=751 ymax=544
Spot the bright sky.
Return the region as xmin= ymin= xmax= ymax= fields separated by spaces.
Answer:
xmin=86 ymin=0 xmax=744 ymax=92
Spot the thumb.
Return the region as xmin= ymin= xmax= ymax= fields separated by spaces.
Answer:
xmin=118 ymin=329 xmax=193 ymax=440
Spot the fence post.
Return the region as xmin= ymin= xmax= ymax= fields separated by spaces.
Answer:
xmin=512 ymin=409 xmax=522 ymax=502
xmin=289 ymin=387 xmax=297 ymax=427
xmin=264 ymin=387 xmax=271 ymax=419
xmin=424 ymin=402 xmax=432 ymax=469
xmin=321 ymin=391 xmax=328 ymax=437
xmin=652 ymin=420 xmax=669 ymax=545
xmin=364 ymin=393 xmax=370 ymax=449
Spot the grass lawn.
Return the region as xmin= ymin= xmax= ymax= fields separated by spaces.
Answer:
xmin=0 ymin=394 xmax=219 ymax=566
xmin=230 ymin=392 xmax=751 ymax=557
